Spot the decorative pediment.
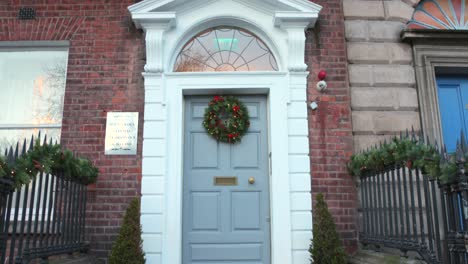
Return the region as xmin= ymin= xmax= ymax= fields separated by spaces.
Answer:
xmin=129 ymin=0 xmax=322 ymax=29
xmin=128 ymin=0 xmax=322 ymax=72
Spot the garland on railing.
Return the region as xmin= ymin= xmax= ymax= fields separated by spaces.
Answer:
xmin=0 ymin=141 xmax=98 ymax=188
xmin=348 ymin=137 xmax=468 ymax=184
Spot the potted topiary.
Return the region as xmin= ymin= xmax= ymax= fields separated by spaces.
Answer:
xmin=109 ymin=198 xmax=145 ymax=264
xmin=309 ymin=193 xmax=347 ymax=264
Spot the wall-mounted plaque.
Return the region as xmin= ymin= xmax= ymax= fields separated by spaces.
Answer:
xmin=105 ymin=112 xmax=139 ymax=155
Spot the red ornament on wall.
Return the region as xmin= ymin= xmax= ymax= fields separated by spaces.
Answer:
xmin=318 ymin=70 xmax=327 ymax=80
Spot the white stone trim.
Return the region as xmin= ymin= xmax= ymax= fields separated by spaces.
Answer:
xmin=129 ymin=1 xmax=320 ymax=263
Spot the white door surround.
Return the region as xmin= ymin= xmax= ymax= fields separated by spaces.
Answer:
xmin=128 ymin=1 xmax=322 ymax=263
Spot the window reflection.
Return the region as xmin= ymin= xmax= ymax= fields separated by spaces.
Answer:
xmin=0 ymin=50 xmax=68 ymax=149
xmin=174 ymin=27 xmax=278 ymax=72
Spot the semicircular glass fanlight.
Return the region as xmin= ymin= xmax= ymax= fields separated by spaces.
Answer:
xmin=174 ymin=27 xmax=279 ymax=72
xmin=407 ymin=0 xmax=468 ymax=30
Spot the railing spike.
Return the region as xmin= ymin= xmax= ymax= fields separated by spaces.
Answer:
xmin=22 ymin=138 xmax=27 ymax=155
xmin=460 ymin=130 xmax=467 ymax=153
xmin=442 ymin=145 xmax=448 ymax=160
xmin=29 ymin=134 xmax=34 ymax=151
xmin=440 ymin=147 xmax=447 ymax=163
xmin=14 ymin=141 xmax=19 ymax=159
xmin=7 ymin=146 xmax=14 ymax=164
xmin=411 ymin=126 xmax=416 ymax=141
xmin=400 ymin=131 xmax=403 ymax=140
xmin=49 ymin=137 xmax=53 ymax=146
xmin=418 ymin=130 xmax=424 ymax=144
xmin=43 ymin=134 xmax=48 ymax=146
xmin=456 ymin=140 xmax=464 ymax=161
xmin=405 ymin=128 xmax=409 ymax=138
xmin=434 ymin=139 xmax=439 ymax=151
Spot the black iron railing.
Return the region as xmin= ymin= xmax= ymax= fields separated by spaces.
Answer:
xmin=0 ymin=135 xmax=89 ymax=264
xmin=360 ymin=165 xmax=445 ymax=263
xmin=358 ymin=131 xmax=468 ymax=264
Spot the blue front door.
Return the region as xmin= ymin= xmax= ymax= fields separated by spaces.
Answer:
xmin=182 ymin=95 xmax=270 ymax=264
xmin=436 ymin=76 xmax=468 ymax=152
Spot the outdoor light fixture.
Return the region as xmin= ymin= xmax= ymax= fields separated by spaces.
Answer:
xmin=309 ymin=101 xmax=319 ymax=111
xmin=316 ymin=70 xmax=327 ymax=92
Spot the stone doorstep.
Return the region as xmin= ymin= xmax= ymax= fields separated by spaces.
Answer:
xmin=349 ymin=249 xmax=427 ymax=264
xmin=46 ymin=253 xmax=100 ymax=264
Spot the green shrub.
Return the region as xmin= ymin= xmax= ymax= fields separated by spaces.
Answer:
xmin=109 ymin=198 xmax=145 ymax=264
xmin=310 ymin=193 xmax=347 ymax=264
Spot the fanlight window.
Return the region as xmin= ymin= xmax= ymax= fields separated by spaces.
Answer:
xmin=174 ymin=27 xmax=278 ymax=72
xmin=408 ymin=0 xmax=468 ymax=30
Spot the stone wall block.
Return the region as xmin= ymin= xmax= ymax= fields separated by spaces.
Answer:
xmin=398 ymin=87 xmax=419 ymax=109
xmin=369 ymin=21 xmax=406 ymax=42
xmin=351 ymin=88 xmax=397 ymax=110
xmin=349 ymin=65 xmax=415 ymax=87
xmin=373 ymin=65 xmax=415 ymax=87
xmin=384 ymin=0 xmax=415 ymax=22
xmin=352 ymin=111 xmax=421 ymax=134
xmin=351 ymin=87 xmax=418 ymax=110
xmin=345 ymin=20 xmax=370 ymax=42
xmin=347 ymin=42 xmax=412 ymax=64
xmin=349 ymin=65 xmax=373 ymax=87
xmin=347 ymin=43 xmax=389 ymax=63
xmin=354 ymin=134 xmax=395 ymax=152
xmin=389 ymin=43 xmax=413 ymax=64
xmin=343 ymin=0 xmax=385 ymax=19
xmin=402 ymin=0 xmax=420 ymax=7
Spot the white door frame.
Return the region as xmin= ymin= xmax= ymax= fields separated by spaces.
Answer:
xmin=165 ymin=72 xmax=290 ymax=264
xmin=130 ymin=1 xmax=321 ymax=263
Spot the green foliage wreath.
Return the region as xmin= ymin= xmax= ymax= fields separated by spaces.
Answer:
xmin=0 ymin=140 xmax=98 ymax=189
xmin=348 ymin=137 xmax=468 ymax=184
xmin=203 ymin=96 xmax=250 ymax=144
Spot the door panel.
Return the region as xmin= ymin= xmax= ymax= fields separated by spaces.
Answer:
xmin=191 ymin=192 xmax=220 ymax=231
xmin=231 ymin=133 xmax=260 ymax=168
xmin=436 ymin=76 xmax=468 ymax=152
xmin=183 ymin=95 xmax=270 ymax=264
xmin=232 ymin=191 xmax=261 ymax=230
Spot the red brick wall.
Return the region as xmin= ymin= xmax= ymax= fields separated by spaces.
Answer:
xmin=0 ymin=0 xmax=358 ymax=259
xmin=307 ymin=0 xmax=358 ymax=254
xmin=0 ymin=0 xmax=146 ymax=259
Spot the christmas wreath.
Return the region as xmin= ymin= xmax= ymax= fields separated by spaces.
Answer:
xmin=203 ymin=96 xmax=250 ymax=143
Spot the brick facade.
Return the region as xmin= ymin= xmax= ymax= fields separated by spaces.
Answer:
xmin=1 ymin=0 xmax=360 ymax=260
xmin=306 ymin=0 xmax=358 ymax=254
xmin=0 ymin=1 xmax=146 ymax=259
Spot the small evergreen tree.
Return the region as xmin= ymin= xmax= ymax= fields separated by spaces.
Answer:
xmin=109 ymin=198 xmax=145 ymax=264
xmin=310 ymin=193 xmax=347 ymax=264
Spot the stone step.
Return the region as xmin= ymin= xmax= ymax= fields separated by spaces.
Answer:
xmin=48 ymin=253 xmax=99 ymax=264
xmin=349 ymin=249 xmax=426 ymax=264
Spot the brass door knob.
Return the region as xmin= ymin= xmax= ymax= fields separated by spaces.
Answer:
xmin=248 ymin=177 xmax=255 ymax=184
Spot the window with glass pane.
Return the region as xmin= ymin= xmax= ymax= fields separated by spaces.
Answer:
xmin=0 ymin=49 xmax=68 ymax=150
xmin=174 ymin=27 xmax=278 ymax=72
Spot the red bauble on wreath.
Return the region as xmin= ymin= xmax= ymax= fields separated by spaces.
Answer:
xmin=203 ymin=96 xmax=250 ymax=143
